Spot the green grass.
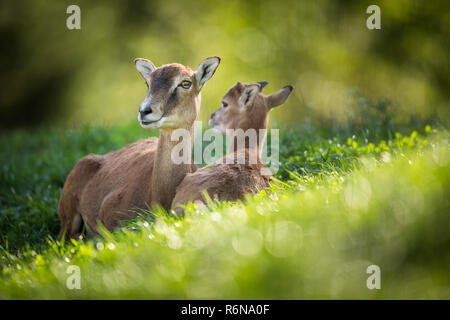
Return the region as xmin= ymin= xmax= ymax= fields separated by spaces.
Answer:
xmin=0 ymin=119 xmax=449 ymax=299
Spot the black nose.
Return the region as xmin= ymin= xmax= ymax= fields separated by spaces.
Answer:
xmin=210 ymin=111 xmax=216 ymax=119
xmin=140 ymin=109 xmax=152 ymax=118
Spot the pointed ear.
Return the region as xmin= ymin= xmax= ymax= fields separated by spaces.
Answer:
xmin=134 ymin=58 xmax=156 ymax=82
xmin=257 ymin=81 xmax=269 ymax=91
xmin=239 ymin=83 xmax=261 ymax=110
xmin=195 ymin=56 xmax=221 ymax=90
xmin=267 ymin=85 xmax=293 ymax=109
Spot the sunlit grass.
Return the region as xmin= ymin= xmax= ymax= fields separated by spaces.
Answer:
xmin=0 ymin=121 xmax=448 ymax=299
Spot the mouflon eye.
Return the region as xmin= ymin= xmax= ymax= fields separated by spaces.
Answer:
xmin=179 ymin=80 xmax=192 ymax=89
xmin=222 ymin=102 xmax=228 ymax=108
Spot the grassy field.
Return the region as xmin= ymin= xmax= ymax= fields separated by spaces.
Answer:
xmin=0 ymin=115 xmax=449 ymax=298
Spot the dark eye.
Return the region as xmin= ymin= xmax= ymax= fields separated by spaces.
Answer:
xmin=179 ymin=80 xmax=192 ymax=89
xmin=222 ymin=102 xmax=228 ymax=108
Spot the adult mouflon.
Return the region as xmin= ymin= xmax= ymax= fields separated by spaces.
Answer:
xmin=58 ymin=56 xmax=220 ymax=239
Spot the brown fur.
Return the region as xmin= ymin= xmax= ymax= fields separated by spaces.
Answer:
xmin=173 ymin=149 xmax=270 ymax=207
xmin=58 ymin=57 xmax=220 ymax=239
xmin=172 ymin=82 xmax=293 ymax=212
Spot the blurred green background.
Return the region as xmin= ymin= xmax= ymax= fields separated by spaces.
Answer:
xmin=0 ymin=0 xmax=448 ymax=130
xmin=1 ymin=1 xmax=449 ymax=299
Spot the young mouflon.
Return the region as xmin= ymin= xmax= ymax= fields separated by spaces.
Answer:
xmin=172 ymin=81 xmax=293 ymax=212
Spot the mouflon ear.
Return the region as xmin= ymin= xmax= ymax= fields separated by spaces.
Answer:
xmin=257 ymin=81 xmax=269 ymax=91
xmin=134 ymin=58 xmax=156 ymax=82
xmin=238 ymin=83 xmax=261 ymax=110
xmin=267 ymin=85 xmax=293 ymax=109
xmin=195 ymin=56 xmax=221 ymax=90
